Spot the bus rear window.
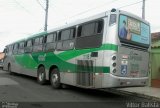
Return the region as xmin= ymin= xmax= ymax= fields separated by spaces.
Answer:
xmin=118 ymin=14 xmax=150 ymax=47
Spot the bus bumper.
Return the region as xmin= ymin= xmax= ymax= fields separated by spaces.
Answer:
xmin=101 ymin=73 xmax=148 ymax=88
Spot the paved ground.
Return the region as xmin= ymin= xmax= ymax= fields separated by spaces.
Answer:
xmin=0 ymin=69 xmax=159 ymax=108
xmin=117 ymin=87 xmax=160 ymax=101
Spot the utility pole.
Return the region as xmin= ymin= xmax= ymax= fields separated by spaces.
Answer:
xmin=44 ymin=0 xmax=49 ymax=31
xmin=142 ymin=0 xmax=145 ymax=19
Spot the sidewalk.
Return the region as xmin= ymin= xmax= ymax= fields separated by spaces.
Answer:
xmin=105 ymin=87 xmax=160 ymax=101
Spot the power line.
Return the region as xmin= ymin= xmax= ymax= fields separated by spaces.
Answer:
xmin=13 ymin=0 xmax=45 ymax=29
xmin=48 ymin=0 xmax=119 ymax=25
xmin=47 ymin=0 xmax=55 ymax=9
xmin=65 ymin=0 xmax=144 ymax=19
xmin=14 ymin=0 xmax=146 ymax=32
xmin=14 ymin=0 xmax=32 ymax=15
xmin=36 ymin=0 xmax=45 ymax=10
xmin=118 ymin=0 xmax=142 ymax=9
xmin=36 ymin=0 xmax=49 ymax=31
xmin=66 ymin=0 xmax=119 ymax=19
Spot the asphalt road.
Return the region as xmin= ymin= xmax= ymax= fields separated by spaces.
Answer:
xmin=0 ymin=69 xmax=158 ymax=108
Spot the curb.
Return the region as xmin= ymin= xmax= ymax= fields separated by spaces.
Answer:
xmin=100 ymin=88 xmax=160 ymax=102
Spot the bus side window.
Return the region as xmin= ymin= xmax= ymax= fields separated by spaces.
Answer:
xmin=45 ymin=33 xmax=57 ymax=51
xmin=70 ymin=28 xmax=76 ymax=39
xmin=39 ymin=37 xmax=43 ymax=44
xmin=18 ymin=42 xmax=25 ymax=54
xmin=34 ymin=38 xmax=40 ymax=46
xmin=61 ymin=29 xmax=70 ymax=40
xmin=25 ymin=40 xmax=33 ymax=53
xmin=53 ymin=33 xmax=57 ymax=42
xmin=62 ymin=28 xmax=75 ymax=50
xmin=56 ymin=28 xmax=75 ymax=50
xmin=96 ymin=20 xmax=103 ymax=34
xmin=33 ymin=37 xmax=43 ymax=52
xmin=13 ymin=43 xmax=19 ymax=54
xmin=56 ymin=31 xmax=63 ymax=50
xmin=6 ymin=45 xmax=10 ymax=55
xmin=82 ymin=22 xmax=96 ymax=37
xmin=58 ymin=32 xmax=61 ymax=41
xmin=9 ymin=45 xmax=13 ymax=55
xmin=46 ymin=34 xmax=54 ymax=43
xmin=76 ymin=20 xmax=103 ymax=49
xmin=77 ymin=26 xmax=82 ymax=37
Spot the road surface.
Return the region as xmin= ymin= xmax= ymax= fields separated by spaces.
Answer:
xmin=0 ymin=69 xmax=158 ymax=108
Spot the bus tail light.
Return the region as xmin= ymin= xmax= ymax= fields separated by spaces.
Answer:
xmin=112 ymin=69 xmax=116 ymax=73
xmin=112 ymin=63 xmax=116 ymax=67
xmin=112 ymin=56 xmax=116 ymax=61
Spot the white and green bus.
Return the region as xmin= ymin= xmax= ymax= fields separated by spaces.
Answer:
xmin=3 ymin=9 xmax=150 ymax=89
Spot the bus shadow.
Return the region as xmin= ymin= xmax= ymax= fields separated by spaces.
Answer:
xmin=7 ymin=71 xmax=50 ymax=85
xmin=4 ymin=71 xmax=145 ymax=102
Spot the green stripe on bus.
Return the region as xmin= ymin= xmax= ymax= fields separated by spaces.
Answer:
xmin=14 ymin=54 xmax=110 ymax=73
xmin=13 ymin=44 xmax=114 ymax=73
xmin=57 ymin=44 xmax=118 ymax=61
xmin=103 ymin=67 xmax=110 ymax=73
xmin=14 ymin=54 xmax=38 ymax=68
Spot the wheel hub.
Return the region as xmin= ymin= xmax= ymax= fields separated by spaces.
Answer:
xmin=52 ymin=74 xmax=58 ymax=83
xmin=39 ymin=72 xmax=44 ymax=81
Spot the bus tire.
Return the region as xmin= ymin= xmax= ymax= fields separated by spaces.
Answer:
xmin=50 ymin=68 xmax=61 ymax=89
xmin=37 ymin=66 xmax=46 ymax=85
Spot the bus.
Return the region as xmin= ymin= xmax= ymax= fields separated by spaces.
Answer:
xmin=3 ymin=9 xmax=150 ymax=89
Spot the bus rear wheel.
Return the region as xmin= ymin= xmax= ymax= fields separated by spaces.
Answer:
xmin=37 ymin=66 xmax=46 ymax=85
xmin=50 ymin=68 xmax=61 ymax=89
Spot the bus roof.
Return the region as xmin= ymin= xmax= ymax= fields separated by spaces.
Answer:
xmin=6 ymin=38 xmax=26 ymax=46
xmin=5 ymin=8 xmax=150 ymax=47
xmin=47 ymin=11 xmax=108 ymax=34
xmin=26 ymin=31 xmax=47 ymax=40
xmin=6 ymin=32 xmax=47 ymax=47
xmin=119 ymin=10 xmax=150 ymax=25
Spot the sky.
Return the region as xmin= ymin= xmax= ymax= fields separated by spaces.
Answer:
xmin=0 ymin=0 xmax=159 ymax=51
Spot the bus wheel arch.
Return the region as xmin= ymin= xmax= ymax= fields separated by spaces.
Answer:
xmin=37 ymin=64 xmax=46 ymax=85
xmin=8 ymin=63 xmax=11 ymax=70
xmin=49 ymin=65 xmax=61 ymax=89
xmin=8 ymin=63 xmax=12 ymax=74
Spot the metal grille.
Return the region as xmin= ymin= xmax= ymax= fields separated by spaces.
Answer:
xmin=77 ymin=60 xmax=94 ymax=87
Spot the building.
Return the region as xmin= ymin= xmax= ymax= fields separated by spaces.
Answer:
xmin=0 ymin=52 xmax=4 ymax=60
xmin=152 ymin=32 xmax=160 ymax=42
xmin=151 ymin=32 xmax=160 ymax=87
